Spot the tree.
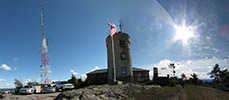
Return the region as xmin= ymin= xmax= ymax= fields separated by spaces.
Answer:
xmin=28 ymin=82 xmax=39 ymax=86
xmin=219 ymin=69 xmax=229 ymax=88
xmin=181 ymin=73 xmax=186 ymax=80
xmin=68 ymin=74 xmax=81 ymax=89
xmin=14 ymin=79 xmax=23 ymax=88
xmin=210 ymin=64 xmax=220 ymax=83
xmin=190 ymin=73 xmax=199 ymax=85
xmin=210 ymin=64 xmax=229 ymax=90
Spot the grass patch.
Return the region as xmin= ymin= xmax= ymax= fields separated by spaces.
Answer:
xmin=184 ymin=85 xmax=229 ymax=100
xmin=128 ymin=86 xmax=181 ymax=100
xmin=128 ymin=85 xmax=229 ymax=100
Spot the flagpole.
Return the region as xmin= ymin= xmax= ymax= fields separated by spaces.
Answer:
xmin=108 ymin=19 xmax=117 ymax=82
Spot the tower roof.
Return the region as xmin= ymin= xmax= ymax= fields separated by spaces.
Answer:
xmin=86 ymin=67 xmax=149 ymax=75
xmin=106 ymin=31 xmax=130 ymax=42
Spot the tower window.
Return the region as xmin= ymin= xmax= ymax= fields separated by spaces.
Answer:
xmin=120 ymin=53 xmax=126 ymax=60
xmin=120 ymin=40 xmax=125 ymax=48
xmin=121 ymin=67 xmax=127 ymax=75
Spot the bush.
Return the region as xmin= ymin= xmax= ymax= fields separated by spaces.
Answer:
xmin=145 ymin=81 xmax=155 ymax=85
xmin=169 ymin=80 xmax=176 ymax=87
xmin=154 ymin=77 xmax=169 ymax=86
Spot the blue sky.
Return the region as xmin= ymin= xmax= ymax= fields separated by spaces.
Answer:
xmin=1 ymin=0 xmax=229 ymax=88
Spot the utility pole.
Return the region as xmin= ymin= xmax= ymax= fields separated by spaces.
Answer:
xmin=169 ymin=63 xmax=176 ymax=78
xmin=119 ymin=19 xmax=123 ymax=33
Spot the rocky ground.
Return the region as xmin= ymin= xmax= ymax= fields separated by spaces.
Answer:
xmin=55 ymin=83 xmax=160 ymax=100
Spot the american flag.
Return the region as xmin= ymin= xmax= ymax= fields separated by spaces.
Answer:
xmin=108 ymin=20 xmax=117 ymax=36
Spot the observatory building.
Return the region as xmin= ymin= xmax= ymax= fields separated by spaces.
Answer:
xmin=87 ymin=31 xmax=149 ymax=85
xmin=106 ymin=32 xmax=133 ymax=82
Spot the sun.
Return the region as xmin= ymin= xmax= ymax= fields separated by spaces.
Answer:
xmin=174 ymin=25 xmax=194 ymax=44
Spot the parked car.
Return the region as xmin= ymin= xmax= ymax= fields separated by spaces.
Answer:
xmin=19 ymin=85 xmax=36 ymax=94
xmin=1 ymin=90 xmax=11 ymax=94
xmin=10 ymin=90 xmax=15 ymax=94
xmin=56 ymin=81 xmax=74 ymax=91
xmin=15 ymin=87 xmax=22 ymax=94
xmin=41 ymin=84 xmax=56 ymax=93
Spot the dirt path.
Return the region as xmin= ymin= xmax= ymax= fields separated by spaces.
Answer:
xmin=177 ymin=89 xmax=187 ymax=100
xmin=167 ymin=88 xmax=187 ymax=100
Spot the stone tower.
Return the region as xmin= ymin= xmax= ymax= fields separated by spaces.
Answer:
xmin=106 ymin=32 xmax=133 ymax=83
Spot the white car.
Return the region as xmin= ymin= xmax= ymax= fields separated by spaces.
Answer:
xmin=41 ymin=84 xmax=56 ymax=93
xmin=19 ymin=85 xmax=35 ymax=94
xmin=56 ymin=81 xmax=74 ymax=91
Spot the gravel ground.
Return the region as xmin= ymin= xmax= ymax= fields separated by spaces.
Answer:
xmin=0 ymin=92 xmax=60 ymax=100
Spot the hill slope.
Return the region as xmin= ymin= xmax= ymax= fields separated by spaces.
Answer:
xmin=129 ymin=85 xmax=229 ymax=100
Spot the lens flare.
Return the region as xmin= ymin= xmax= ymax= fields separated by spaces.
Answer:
xmin=174 ymin=25 xmax=194 ymax=44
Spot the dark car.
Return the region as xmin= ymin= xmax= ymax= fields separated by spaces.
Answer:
xmin=1 ymin=90 xmax=10 ymax=94
xmin=15 ymin=87 xmax=22 ymax=94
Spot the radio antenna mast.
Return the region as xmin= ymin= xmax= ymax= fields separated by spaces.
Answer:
xmin=40 ymin=1 xmax=51 ymax=84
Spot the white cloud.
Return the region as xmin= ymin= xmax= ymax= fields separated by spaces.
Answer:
xmin=48 ymin=71 xmax=51 ymax=74
xmin=212 ymin=48 xmax=219 ymax=53
xmin=80 ymin=74 xmax=87 ymax=81
xmin=203 ymin=46 xmax=219 ymax=53
xmin=90 ymin=66 xmax=101 ymax=72
xmin=13 ymin=66 xmax=19 ymax=71
xmin=206 ymin=36 xmax=211 ymax=40
xmin=70 ymin=70 xmax=74 ymax=73
xmin=146 ymin=58 xmax=229 ymax=79
xmin=70 ymin=69 xmax=79 ymax=76
xmin=0 ymin=64 xmax=12 ymax=71
xmin=0 ymin=79 xmax=6 ymax=82
xmin=24 ymin=79 xmax=31 ymax=84
xmin=13 ymin=57 xmax=19 ymax=61
xmin=203 ymin=46 xmax=210 ymax=49
xmin=5 ymin=83 xmax=10 ymax=86
xmin=0 ymin=83 xmax=15 ymax=88
xmin=72 ymin=72 xmax=79 ymax=75
xmin=81 ymin=74 xmax=87 ymax=77
xmin=95 ymin=66 xmax=101 ymax=70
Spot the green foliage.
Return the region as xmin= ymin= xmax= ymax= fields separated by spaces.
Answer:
xmin=210 ymin=64 xmax=229 ymax=90
xmin=145 ymin=80 xmax=155 ymax=85
xmin=190 ymin=73 xmax=199 ymax=85
xmin=28 ymin=82 xmax=39 ymax=86
xmin=210 ymin=64 xmax=221 ymax=83
xmin=68 ymin=74 xmax=82 ymax=89
xmin=154 ymin=77 xmax=169 ymax=86
xmin=169 ymin=79 xmax=176 ymax=87
xmin=14 ymin=79 xmax=23 ymax=88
